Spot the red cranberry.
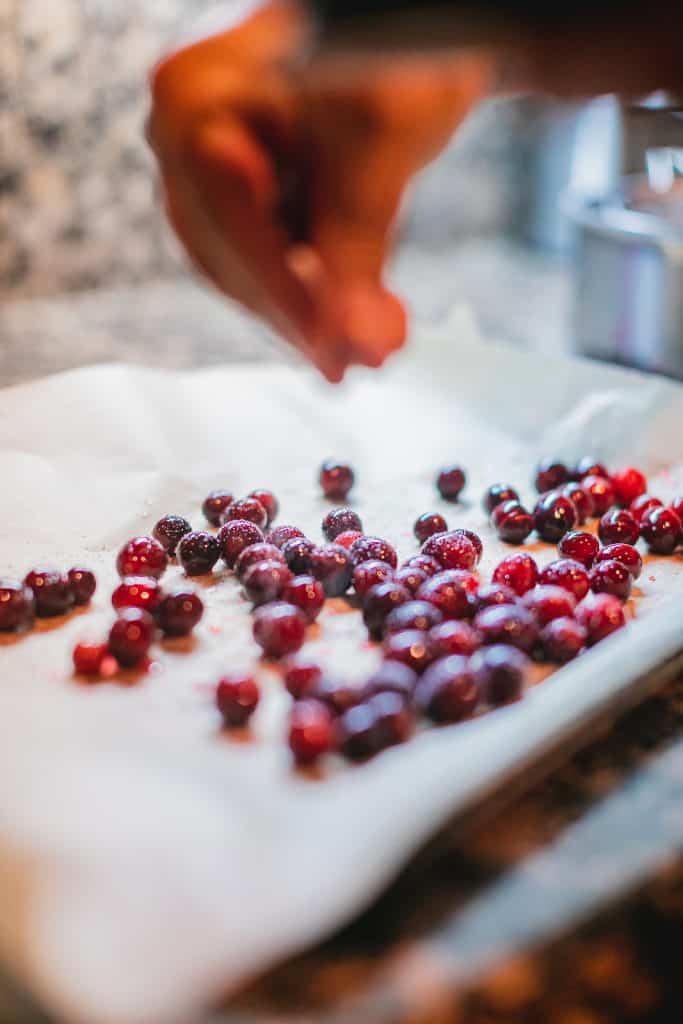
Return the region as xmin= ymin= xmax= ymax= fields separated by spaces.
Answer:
xmin=288 ymin=699 xmax=334 ymax=764
xmin=483 ymin=483 xmax=520 ymax=514
xmin=267 ymin=525 xmax=305 ymax=549
xmin=533 ymin=491 xmax=576 ymax=542
xmin=454 ymin=529 xmax=484 ymax=563
xmin=322 ymin=507 xmax=363 ymax=541
xmin=540 ymin=617 xmax=587 ymax=663
xmin=218 ymin=520 xmax=264 ymax=567
xmin=309 ymin=544 xmax=353 ymax=596
xmin=68 ymin=567 xmax=96 ymax=606
xmin=422 ymin=531 xmax=478 ymax=571
xmin=476 ymin=583 xmax=518 ymax=611
xmin=362 ymin=661 xmax=417 ymax=703
xmin=596 ymin=543 xmax=643 ymax=579
xmin=471 ymin=645 xmax=528 ymax=705
xmin=538 ymin=559 xmax=590 ymax=601
xmin=394 ymin=565 xmax=428 ymax=595
xmin=414 ymin=512 xmax=448 ymax=544
xmin=383 ymin=629 xmax=435 ymax=674
xmin=216 ymin=675 xmax=259 ymax=727
xmin=474 ymin=604 xmax=538 ymax=653
xmin=415 ymin=655 xmax=479 ymax=723
xmin=252 ymin=602 xmax=306 ymax=658
xmin=574 ymin=456 xmax=609 ymax=481
xmin=281 ymin=536 xmax=315 ymax=574
xmin=336 ymin=703 xmax=383 ymax=761
xmin=312 ymin=676 xmax=360 ymax=715
xmin=156 ymin=589 xmax=204 ymax=636
xmin=202 ymin=490 xmax=234 ymax=527
xmin=116 ymin=536 xmax=167 ymax=580
xmin=582 ymin=475 xmax=615 ymax=517
xmin=575 ymin=593 xmax=626 ymax=645
xmin=612 ymin=467 xmax=647 ymax=507
xmin=108 ymin=608 xmax=155 ymax=667
xmin=429 ymin=619 xmax=481 ymax=657
xmin=368 ymin=691 xmax=415 ymax=747
xmin=177 ymin=531 xmax=221 ymax=576
xmin=522 ymin=584 xmax=576 ymax=626
xmin=243 ymin=560 xmax=293 ymax=606
xmin=319 ymin=460 xmax=354 ymax=500
xmin=494 ymin=501 xmax=534 ymax=544
xmin=534 ymin=458 xmax=569 ymax=493
xmin=671 ymin=495 xmax=683 ymax=521
xmin=282 ymin=575 xmax=325 ymax=622
xmin=234 ymin=543 xmax=286 ymax=579
xmin=598 ymin=509 xmax=639 ymax=546
xmin=417 ymin=571 xmax=475 ymax=621
xmin=363 ymin=581 xmax=411 ymax=639
xmin=630 ymin=493 xmax=663 ymax=525
xmin=491 ymin=553 xmax=539 ymax=596
xmin=349 ymin=536 xmax=398 ymax=569
xmin=220 ymin=497 xmax=268 ymax=530
xmin=385 ymin=599 xmax=443 ymax=634
xmin=558 ymin=530 xmax=600 ymax=569
xmin=561 ymin=482 xmax=594 ymax=524
xmin=247 ymin=489 xmax=278 ymax=526
xmin=112 ymin=576 xmax=162 ymax=614
xmin=640 ymin=506 xmax=681 ymax=555
xmin=72 ymin=641 xmax=111 ymax=677
xmin=436 ymin=465 xmax=466 ymax=501
xmin=444 ymin=569 xmax=479 ymax=595
xmin=334 ymin=529 xmax=362 ymax=549
xmin=152 ymin=514 xmax=192 ymax=556
xmin=353 ymin=559 xmax=394 ymax=598
xmin=24 ymin=569 xmax=73 ymax=617
xmin=283 ymin=660 xmax=322 ymax=699
xmin=403 ymin=554 xmax=441 ymax=578
xmin=589 ymin=559 xmax=633 ymax=601
xmin=0 ymin=579 xmax=35 ymax=632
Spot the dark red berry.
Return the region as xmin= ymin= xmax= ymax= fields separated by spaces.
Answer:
xmin=336 ymin=703 xmax=383 ymax=761
xmin=574 ymin=456 xmax=609 ymax=481
xmin=248 ymin=489 xmax=278 ymax=526
xmin=112 ymin=577 xmax=162 ymax=614
xmin=363 ymin=581 xmax=411 ymax=639
xmin=422 ymin=531 xmax=478 ymax=571
xmin=349 ymin=535 xmax=398 ymax=569
xmin=385 ymin=599 xmax=442 ymax=634
xmin=443 ymin=568 xmax=479 ymax=594
xmin=362 ymin=661 xmax=417 ymax=703
xmin=322 ymin=507 xmax=363 ymax=541
xmin=267 ymin=525 xmax=305 ymax=549
xmin=494 ymin=501 xmax=534 ymax=544
xmin=308 ymin=544 xmax=353 ymax=597
xmin=24 ymin=568 xmax=74 ymax=617
xmin=234 ymin=543 xmax=285 ymax=579
xmin=476 ymin=583 xmax=518 ymax=611
xmin=436 ymin=465 xmax=466 ymax=501
xmin=220 ymin=497 xmax=268 ymax=530
xmin=522 ymin=584 xmax=576 ymax=626
xmin=202 ymin=490 xmax=234 ymax=527
xmin=582 ymin=475 xmax=615 ymax=517
xmin=589 ymin=559 xmax=633 ymax=601
xmin=353 ymin=559 xmax=394 ymax=598
xmin=116 ymin=536 xmax=167 ymax=580
xmin=533 ymin=491 xmax=576 ymax=542
xmin=216 ymin=675 xmax=259 ymax=727
xmin=475 ymin=604 xmax=538 ymax=653
xmin=471 ymin=645 xmax=528 ymax=705
xmin=492 ymin=553 xmax=539 ymax=596
xmin=595 ymin=543 xmax=643 ymax=579
xmin=242 ymin=561 xmax=293 ymax=607
xmin=68 ymin=567 xmax=96 ymax=606
xmin=311 ymin=677 xmax=360 ymax=716
xmin=640 ymin=506 xmax=681 ymax=555
xmin=540 ymin=617 xmax=587 ymax=663
xmin=383 ymin=629 xmax=435 ymax=674
xmin=535 ymin=458 xmax=569 ymax=493
xmin=367 ymin=691 xmax=415 ymax=747
xmin=393 ymin=565 xmax=428 ymax=595
xmin=282 ymin=575 xmax=325 ymax=622
xmin=156 ymin=589 xmax=204 ymax=636
xmin=415 ymin=655 xmax=479 ymax=723
xmin=538 ymin=558 xmax=590 ymax=601
xmin=288 ymin=699 xmax=334 ymax=764
xmin=252 ymin=602 xmax=306 ymax=658
xmin=671 ymin=496 xmax=683 ymax=521
xmin=108 ymin=608 xmax=155 ymax=667
xmin=177 ymin=531 xmax=220 ymax=576
xmin=403 ymin=554 xmax=441 ymax=578
xmin=483 ymin=483 xmax=520 ymax=514
xmin=72 ymin=641 xmax=111 ymax=677
xmin=417 ymin=571 xmax=475 ymax=620
xmin=598 ymin=509 xmax=639 ymax=546
xmin=561 ymin=481 xmax=594 ymax=524
xmin=630 ymin=494 xmax=663 ymax=525
xmin=152 ymin=514 xmax=192 ymax=556
xmin=429 ymin=619 xmax=481 ymax=657
xmin=0 ymin=579 xmax=35 ymax=632
xmin=283 ymin=660 xmax=322 ymax=699
xmin=414 ymin=512 xmax=448 ymax=544
xmin=612 ymin=467 xmax=647 ymax=507
xmin=334 ymin=529 xmax=363 ymax=549
xmin=319 ymin=460 xmax=354 ymax=500
xmin=281 ymin=536 xmax=315 ymax=575
xmin=575 ymin=593 xmax=626 ymax=645
xmin=218 ymin=520 xmax=264 ymax=568
xmin=558 ymin=530 xmax=600 ymax=569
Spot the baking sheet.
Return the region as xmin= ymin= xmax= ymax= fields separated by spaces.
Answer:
xmin=1 ymin=308 xmax=683 ymax=1024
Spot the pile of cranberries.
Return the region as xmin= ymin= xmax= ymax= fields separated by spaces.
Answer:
xmin=0 ymin=566 xmax=96 ymax=633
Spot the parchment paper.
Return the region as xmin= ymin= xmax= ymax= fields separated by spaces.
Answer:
xmin=1 ymin=308 xmax=683 ymax=1024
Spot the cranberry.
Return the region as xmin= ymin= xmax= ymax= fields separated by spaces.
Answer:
xmin=253 ymin=602 xmax=306 ymax=658
xmin=282 ymin=575 xmax=325 ymax=622
xmin=385 ymin=599 xmax=443 ymax=634
xmin=247 ymin=488 xmax=278 ymax=526
xmin=367 ymin=691 xmax=415 ymax=747
xmin=403 ymin=554 xmax=441 ymax=578
xmin=393 ymin=565 xmax=428 ymax=595
xmin=574 ymin=456 xmax=609 ymax=481
xmin=353 ymin=559 xmax=394 ymax=598
xmin=640 ymin=506 xmax=681 ymax=555
xmin=218 ymin=520 xmax=264 ymax=567
xmin=267 ymin=525 xmax=305 ymax=549
xmin=415 ymin=655 xmax=479 ymax=723
xmin=68 ymin=567 xmax=96 ymax=606
xmin=429 ymin=619 xmax=481 ymax=657
xmin=281 ymin=536 xmax=315 ymax=574
xmin=630 ymin=493 xmax=663 ymax=525
xmin=334 ymin=530 xmax=362 ymax=549
xmin=534 ymin=458 xmax=569 ymax=493
xmin=533 ymin=491 xmax=576 ymax=542
xmin=0 ymin=580 xmax=35 ymax=632
xmin=336 ymin=703 xmax=383 ymax=761
xmin=309 ymin=544 xmax=353 ymax=596
xmin=202 ymin=490 xmax=234 ymax=527
xmin=612 ymin=467 xmax=647 ymax=507
xmin=596 ymin=543 xmax=643 ymax=579
xmin=177 ymin=531 xmax=221 ymax=576
xmin=454 ymin=529 xmax=484 ymax=563
xmin=417 ymin=571 xmax=475 ymax=620
xmin=234 ymin=543 xmax=285 ymax=579
xmin=216 ymin=675 xmax=259 ymax=727
xmin=540 ymin=617 xmax=587 ymax=663
xmin=363 ymin=581 xmax=411 ymax=639
xmin=582 ymin=475 xmax=615 ymax=517
xmin=414 ymin=512 xmax=448 ymax=544
xmin=24 ymin=569 xmax=73 ymax=617
xmin=494 ymin=501 xmax=534 ymax=545
xmin=156 ymin=589 xmax=204 ymax=636
xmin=575 ymin=593 xmax=626 ymax=645
xmin=436 ymin=465 xmax=466 ymax=501
xmin=362 ymin=661 xmax=417 ymax=703
xmin=116 ymin=536 xmax=167 ymax=580
xmin=283 ymin=660 xmax=322 ymax=699
xmin=72 ymin=641 xmax=111 ymax=677
xmin=383 ymin=629 xmax=435 ymax=674
xmin=538 ymin=559 xmax=590 ymax=601
xmin=112 ymin=577 xmax=162 ymax=614
xmin=422 ymin=531 xmax=478 ymax=571
xmin=312 ymin=676 xmax=360 ymax=715
xmin=491 ymin=553 xmax=539 ymax=596
xmin=589 ymin=559 xmax=633 ymax=601
xmin=474 ymin=604 xmax=538 ymax=653
xmin=220 ymin=497 xmax=268 ymax=530
xmin=598 ymin=509 xmax=640 ymax=546
xmin=108 ymin=608 xmax=155 ymax=667
xmin=443 ymin=569 xmax=480 ymax=595
xmin=243 ymin=560 xmax=293 ymax=607
xmin=671 ymin=496 xmax=683 ymax=521
xmin=152 ymin=514 xmax=192 ymax=556
xmin=522 ymin=584 xmax=576 ymax=626
xmin=561 ymin=482 xmax=594 ymax=524
xmin=483 ymin=483 xmax=520 ymax=514
xmin=319 ymin=460 xmax=354 ymax=501
xmin=322 ymin=507 xmax=363 ymax=541
xmin=288 ymin=699 xmax=334 ymax=764
xmin=471 ymin=645 xmax=528 ymax=705
xmin=558 ymin=531 xmax=600 ymax=569
xmin=476 ymin=583 xmax=518 ymax=610
xmin=349 ymin=535 xmax=398 ymax=569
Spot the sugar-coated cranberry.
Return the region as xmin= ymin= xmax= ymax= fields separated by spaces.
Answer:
xmin=220 ymin=497 xmax=268 ymax=530
xmin=243 ymin=560 xmax=293 ymax=606
xmin=483 ymin=483 xmax=520 ymax=514
xmin=522 ymin=584 xmax=576 ymax=626
xmin=363 ymin=581 xmax=411 ymax=639
xmin=247 ymin=489 xmax=278 ymax=526
xmin=112 ymin=576 xmax=162 ymax=614
xmin=393 ymin=565 xmax=428 ymax=595
xmin=368 ymin=691 xmax=415 ymax=747
xmin=538 ymin=559 xmax=590 ymax=601
xmin=575 ymin=592 xmax=626 ymax=645
xmin=349 ymin=535 xmax=398 ymax=569
xmin=494 ymin=501 xmax=534 ymax=544
xmin=68 ymin=567 xmax=96 ymax=606
xmin=540 ymin=617 xmax=587 ymax=663
xmin=596 ymin=543 xmax=643 ymax=579
xmin=282 ymin=575 xmax=325 ymax=622
xmin=72 ymin=641 xmax=111 ymax=677
xmin=385 ymin=599 xmax=443 ymax=635
xmin=598 ymin=509 xmax=640 ymax=546
xmin=288 ymin=699 xmax=334 ymax=764
xmin=108 ymin=608 xmax=155 ymax=667
xmin=383 ymin=629 xmax=435 ymax=675
xmin=582 ymin=475 xmax=615 ymax=517
xmin=152 ymin=514 xmax=192 ymax=556
xmin=471 ymin=645 xmax=528 ymax=705
xmin=267 ymin=525 xmax=305 ymax=549
xmin=177 ymin=531 xmax=221 ymax=576
xmin=476 ymin=583 xmax=518 ymax=611
xmin=533 ymin=491 xmax=576 ymax=542
xmin=322 ymin=507 xmax=363 ymax=541
xmin=218 ymin=520 xmax=264 ymax=567
xmin=234 ymin=543 xmax=285 ymax=579
xmin=491 ymin=553 xmax=539 ymax=596
xmin=362 ymin=661 xmax=417 ymax=703
xmin=414 ymin=512 xmax=448 ymax=544
xmin=0 ymin=579 xmax=35 ymax=632
xmin=336 ymin=703 xmax=383 ymax=761
xmin=202 ymin=490 xmax=234 ymax=527
xmin=417 ymin=571 xmax=475 ymax=620
xmin=156 ymin=589 xmax=204 ymax=636
xmin=216 ymin=675 xmax=259 ymax=727
xmin=281 ymin=536 xmax=315 ymax=575
xmin=436 ymin=465 xmax=466 ymax=501
xmin=116 ymin=536 xmax=167 ymax=580
xmin=252 ymin=602 xmax=306 ymax=658
xmin=558 ymin=531 xmax=600 ymax=569
xmin=589 ymin=559 xmax=633 ymax=601
xmin=422 ymin=531 xmax=478 ymax=571
xmin=308 ymin=544 xmax=353 ymax=597
xmin=24 ymin=569 xmax=74 ymax=617
xmin=454 ymin=529 xmax=484 ymax=563
xmin=415 ymin=655 xmax=479 ymax=723
xmin=333 ymin=529 xmax=363 ymax=549
xmin=319 ymin=460 xmax=355 ymax=500
xmin=612 ymin=467 xmax=647 ymax=507
xmin=640 ymin=506 xmax=682 ymax=555
xmin=561 ymin=482 xmax=594 ymax=524
xmin=475 ymin=604 xmax=538 ymax=653
xmin=429 ymin=619 xmax=481 ymax=657
xmin=283 ymin=660 xmax=322 ymax=699
xmin=444 ymin=569 xmax=480 ymax=595
xmin=353 ymin=559 xmax=394 ymax=598
xmin=403 ymin=554 xmax=441 ymax=578
xmin=311 ymin=677 xmax=360 ymax=715
xmin=535 ymin=458 xmax=569 ymax=493
xmin=630 ymin=494 xmax=663 ymax=525
xmin=574 ymin=456 xmax=609 ymax=481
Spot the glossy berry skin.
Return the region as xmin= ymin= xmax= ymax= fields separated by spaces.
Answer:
xmin=442 ymin=569 xmax=479 ymax=595
xmin=368 ymin=692 xmax=415 ymax=747
xmin=561 ymin=482 xmax=594 ymax=524
xmin=248 ymin=489 xmax=278 ymax=526
xmin=492 ymin=553 xmax=539 ymax=597
xmin=414 ymin=512 xmax=448 ymax=544
xmin=494 ymin=501 xmax=534 ymax=544
xmin=671 ymin=496 xmax=683 ymax=521
xmin=383 ymin=629 xmax=435 ymax=675
xmin=476 ymin=583 xmax=518 ymax=611
xmin=540 ymin=617 xmax=587 ymax=663
xmin=308 ymin=544 xmax=353 ymax=597
xmin=322 ymin=507 xmax=363 ymax=541
xmin=522 ymin=584 xmax=576 ymax=626
xmin=288 ymin=699 xmax=334 ymax=764
xmin=534 ymin=458 xmax=569 ymax=493
xmin=252 ymin=602 xmax=306 ymax=658
xmin=281 ymin=536 xmax=315 ymax=575
xmin=630 ymin=494 xmax=663 ymax=525
xmin=640 ymin=506 xmax=682 ymax=555
xmin=582 ymin=475 xmax=615 ymax=517
xmin=471 ymin=645 xmax=528 ymax=705
xmin=385 ymin=599 xmax=443 ymax=635
xmin=589 ymin=559 xmax=633 ymax=601
xmin=116 ymin=536 xmax=167 ymax=580
xmin=112 ymin=576 xmax=162 ymax=614
xmin=353 ymin=559 xmax=394 ymax=598
xmin=220 ymin=497 xmax=268 ymax=530
xmin=393 ymin=565 xmax=428 ymax=595
xmin=598 ymin=509 xmax=640 ymax=546
xmin=349 ymin=535 xmax=398 ymax=569
xmin=533 ymin=491 xmax=577 ymax=542
xmin=422 ymin=531 xmax=478 ymax=571
xmin=436 ymin=465 xmax=466 ymax=501
xmin=336 ymin=703 xmax=383 ymax=761
xmin=362 ymin=661 xmax=417 ymax=703
xmin=177 ymin=531 xmax=221 ymax=576
xmin=72 ymin=641 xmax=111 ymax=677
xmin=68 ymin=568 xmax=97 ymax=606
xmin=538 ymin=559 xmax=590 ymax=601
xmin=363 ymin=581 xmax=411 ymax=639
xmin=24 ymin=569 xmax=74 ymax=617
xmin=334 ymin=530 xmax=363 ymax=549
xmin=311 ymin=677 xmax=360 ymax=716
xmin=612 ymin=467 xmax=647 ymax=507
xmin=403 ymin=554 xmax=442 ymax=578
xmin=474 ymin=604 xmax=538 ymax=653
xmin=455 ymin=529 xmax=484 ymax=563
xmin=234 ymin=543 xmax=286 ymax=579
xmin=575 ymin=593 xmax=626 ymax=645
xmin=596 ymin=543 xmax=643 ymax=579
xmin=267 ymin=525 xmax=305 ymax=549
xmin=283 ymin=660 xmax=322 ymax=699
xmin=243 ymin=561 xmax=293 ymax=607
xmin=202 ymin=490 xmax=234 ymax=527
xmin=282 ymin=575 xmax=325 ymax=622
xmin=429 ymin=619 xmax=481 ymax=658
xmin=483 ymin=483 xmax=520 ymax=515
xmin=218 ymin=520 xmax=264 ymax=568
xmin=319 ymin=460 xmax=354 ymax=500
xmin=0 ymin=579 xmax=35 ymax=632
xmin=152 ymin=515 xmax=192 ymax=556
xmin=417 ymin=572 xmax=475 ymax=621
xmin=574 ymin=456 xmax=609 ymax=481
xmin=558 ymin=531 xmax=600 ymax=569
xmin=415 ymin=655 xmax=479 ymax=723
xmin=108 ymin=608 xmax=155 ymax=668
xmin=156 ymin=589 xmax=204 ymax=636
xmin=216 ymin=675 xmax=259 ymax=728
